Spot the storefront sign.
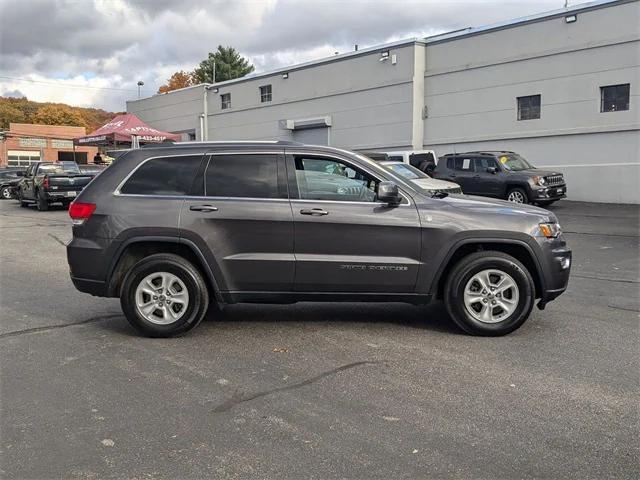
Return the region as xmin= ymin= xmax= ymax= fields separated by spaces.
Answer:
xmin=52 ymin=139 xmax=74 ymax=149
xmin=19 ymin=137 xmax=47 ymax=148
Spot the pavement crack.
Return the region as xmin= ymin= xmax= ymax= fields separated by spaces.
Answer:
xmin=608 ymin=304 xmax=640 ymax=313
xmin=0 ymin=313 xmax=121 ymax=339
xmin=211 ymin=360 xmax=382 ymax=413
xmin=572 ymin=274 xmax=639 ymax=284
xmin=563 ymin=230 xmax=639 ymax=238
xmin=47 ymin=233 xmax=67 ymax=246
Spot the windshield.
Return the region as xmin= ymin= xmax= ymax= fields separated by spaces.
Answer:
xmin=499 ymin=153 xmax=534 ymax=171
xmin=382 ymin=162 xmax=429 ymax=180
xmin=383 ymin=163 xmax=430 ymax=180
xmin=39 ymin=163 xmax=81 ymax=174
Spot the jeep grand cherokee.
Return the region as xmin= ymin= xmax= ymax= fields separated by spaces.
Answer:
xmin=67 ymin=141 xmax=571 ymax=337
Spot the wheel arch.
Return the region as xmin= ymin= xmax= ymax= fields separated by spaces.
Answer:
xmin=432 ymin=239 xmax=544 ymax=300
xmin=107 ymin=236 xmax=222 ymax=301
xmin=505 ymin=182 xmax=531 ymax=199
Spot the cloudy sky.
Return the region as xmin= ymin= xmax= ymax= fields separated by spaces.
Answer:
xmin=0 ymin=0 xmax=565 ymax=111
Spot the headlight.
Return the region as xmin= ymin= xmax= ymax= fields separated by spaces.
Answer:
xmin=539 ymin=222 xmax=562 ymax=238
xmin=531 ymin=176 xmax=546 ymax=186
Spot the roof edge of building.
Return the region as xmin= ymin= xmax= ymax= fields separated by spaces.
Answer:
xmin=425 ymin=0 xmax=633 ymax=45
xmin=128 ymin=0 xmax=632 ymax=104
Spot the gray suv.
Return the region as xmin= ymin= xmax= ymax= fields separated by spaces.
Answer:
xmin=67 ymin=141 xmax=571 ymax=337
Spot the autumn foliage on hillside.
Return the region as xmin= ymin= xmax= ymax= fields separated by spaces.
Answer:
xmin=0 ymin=96 xmax=121 ymax=132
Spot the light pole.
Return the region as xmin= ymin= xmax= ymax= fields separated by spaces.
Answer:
xmin=137 ymin=80 xmax=144 ymax=99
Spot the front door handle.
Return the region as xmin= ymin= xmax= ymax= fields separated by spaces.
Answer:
xmin=189 ymin=205 xmax=218 ymax=212
xmin=300 ymin=208 xmax=329 ymax=216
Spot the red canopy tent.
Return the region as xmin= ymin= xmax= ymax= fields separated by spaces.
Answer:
xmin=74 ymin=113 xmax=181 ymax=147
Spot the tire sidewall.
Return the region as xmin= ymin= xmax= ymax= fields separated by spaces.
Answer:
xmin=121 ymin=257 xmax=207 ymax=337
xmin=446 ymin=255 xmax=534 ymax=335
xmin=37 ymin=190 xmax=48 ymax=211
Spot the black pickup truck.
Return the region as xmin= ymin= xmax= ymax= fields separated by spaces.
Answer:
xmin=16 ymin=162 xmax=94 ymax=211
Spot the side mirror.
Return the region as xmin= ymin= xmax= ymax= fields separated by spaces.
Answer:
xmin=487 ymin=167 xmax=497 ymax=174
xmin=378 ymin=181 xmax=401 ymax=206
xmin=15 ymin=171 xmax=24 ymax=177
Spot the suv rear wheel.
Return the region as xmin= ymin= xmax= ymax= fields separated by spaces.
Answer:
xmin=444 ymin=251 xmax=535 ymax=336
xmin=120 ymin=253 xmax=209 ymax=337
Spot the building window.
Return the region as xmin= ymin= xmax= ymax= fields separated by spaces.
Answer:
xmin=7 ymin=150 xmax=40 ymax=167
xmin=517 ymin=95 xmax=541 ymax=120
xmin=600 ymin=84 xmax=630 ymax=112
xmin=221 ymin=93 xmax=231 ymax=110
xmin=260 ymin=85 xmax=272 ymax=103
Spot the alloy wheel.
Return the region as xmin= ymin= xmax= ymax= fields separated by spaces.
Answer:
xmin=135 ymin=272 xmax=190 ymax=325
xmin=508 ymin=191 xmax=525 ymax=203
xmin=463 ymin=269 xmax=520 ymax=323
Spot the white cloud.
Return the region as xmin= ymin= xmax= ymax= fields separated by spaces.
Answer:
xmin=0 ymin=0 xmax=562 ymax=111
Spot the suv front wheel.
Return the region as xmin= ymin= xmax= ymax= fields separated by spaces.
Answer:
xmin=120 ymin=253 xmax=209 ymax=337
xmin=444 ymin=251 xmax=535 ymax=336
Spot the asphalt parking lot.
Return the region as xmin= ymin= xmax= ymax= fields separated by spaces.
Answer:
xmin=0 ymin=199 xmax=638 ymax=479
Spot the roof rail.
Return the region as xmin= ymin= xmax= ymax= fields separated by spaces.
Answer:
xmin=140 ymin=140 xmax=303 ymax=149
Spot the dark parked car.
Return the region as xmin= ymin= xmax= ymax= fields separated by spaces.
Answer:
xmin=67 ymin=141 xmax=571 ymax=337
xmin=16 ymin=162 xmax=94 ymax=211
xmin=0 ymin=168 xmax=25 ymax=200
xmin=433 ymin=151 xmax=567 ymax=206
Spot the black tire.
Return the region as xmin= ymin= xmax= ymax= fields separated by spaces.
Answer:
xmin=444 ymin=251 xmax=535 ymax=336
xmin=36 ymin=190 xmax=49 ymax=211
xmin=536 ymin=200 xmax=556 ymax=207
xmin=1 ymin=186 xmax=12 ymax=200
xmin=120 ymin=253 xmax=209 ymax=337
xmin=506 ymin=187 xmax=528 ymax=204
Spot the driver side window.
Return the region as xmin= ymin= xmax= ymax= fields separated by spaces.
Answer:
xmin=294 ymin=156 xmax=378 ymax=202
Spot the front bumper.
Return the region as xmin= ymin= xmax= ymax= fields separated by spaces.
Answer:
xmin=536 ymin=234 xmax=571 ymax=308
xmin=531 ymin=184 xmax=567 ymax=201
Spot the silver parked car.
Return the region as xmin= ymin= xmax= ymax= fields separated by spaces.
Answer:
xmin=379 ymin=161 xmax=462 ymax=195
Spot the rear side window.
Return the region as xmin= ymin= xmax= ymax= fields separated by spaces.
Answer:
xmin=449 ymin=157 xmax=474 ymax=171
xmin=205 ymin=154 xmax=279 ymax=198
xmin=409 ymin=153 xmax=435 ymax=169
xmin=120 ymin=156 xmax=202 ymax=195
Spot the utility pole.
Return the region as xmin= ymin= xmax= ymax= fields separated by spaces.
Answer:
xmin=212 ymin=60 xmax=216 ymax=84
xmin=137 ymin=80 xmax=144 ymax=99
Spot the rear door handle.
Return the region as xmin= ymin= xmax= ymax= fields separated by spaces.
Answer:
xmin=300 ymin=208 xmax=329 ymax=216
xmin=189 ymin=205 xmax=218 ymax=212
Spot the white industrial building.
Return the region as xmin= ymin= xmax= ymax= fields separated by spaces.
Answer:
xmin=128 ymin=0 xmax=639 ymax=203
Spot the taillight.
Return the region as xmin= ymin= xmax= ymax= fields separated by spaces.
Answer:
xmin=69 ymin=202 xmax=96 ymax=225
xmin=42 ymin=176 xmax=49 ymax=188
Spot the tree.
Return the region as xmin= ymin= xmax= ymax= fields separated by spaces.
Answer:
xmin=193 ymin=46 xmax=254 ymax=84
xmin=33 ymin=104 xmax=88 ymax=128
xmin=157 ymin=70 xmax=197 ymax=94
xmin=0 ymin=103 xmax=27 ymax=129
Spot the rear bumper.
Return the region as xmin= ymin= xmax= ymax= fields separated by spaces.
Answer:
xmin=71 ymin=276 xmax=109 ymax=297
xmin=44 ymin=190 xmax=81 ymax=201
xmin=67 ymin=236 xmax=119 ymax=297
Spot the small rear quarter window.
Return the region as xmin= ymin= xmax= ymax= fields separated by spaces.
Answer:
xmin=120 ymin=155 xmax=202 ymax=195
